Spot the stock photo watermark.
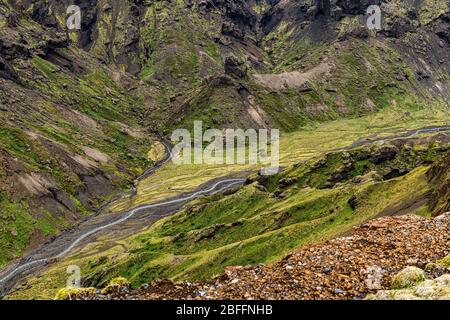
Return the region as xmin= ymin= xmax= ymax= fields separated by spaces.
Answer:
xmin=62 ymin=3 xmax=382 ymax=32
xmin=171 ymin=121 xmax=280 ymax=176
xmin=66 ymin=265 xmax=81 ymax=289
xmin=365 ymin=265 xmax=384 ymax=290
xmin=366 ymin=5 xmax=382 ymax=30
xmin=66 ymin=5 xmax=81 ymax=30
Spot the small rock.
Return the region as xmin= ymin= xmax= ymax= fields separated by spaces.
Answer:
xmin=434 ymin=274 xmax=450 ymax=286
xmin=391 ymin=266 xmax=426 ymax=289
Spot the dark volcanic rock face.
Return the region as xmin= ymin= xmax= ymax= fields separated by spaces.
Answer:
xmin=13 ymin=0 xmax=448 ymax=79
xmin=435 ymin=13 xmax=450 ymax=44
xmin=224 ymin=54 xmax=247 ymax=78
xmin=0 ymin=57 xmax=19 ymax=82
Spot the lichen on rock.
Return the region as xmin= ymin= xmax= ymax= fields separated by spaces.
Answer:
xmin=367 ymin=264 xmax=450 ymax=300
xmin=437 ymin=254 xmax=450 ymax=268
xmin=54 ymin=287 xmax=96 ymax=300
xmin=101 ymin=277 xmax=131 ymax=295
xmin=391 ymin=266 xmax=426 ymax=289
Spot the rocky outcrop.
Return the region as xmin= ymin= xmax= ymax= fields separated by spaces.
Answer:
xmin=435 ymin=13 xmax=450 ymax=44
xmin=367 ymin=258 xmax=450 ymax=300
xmin=390 ymin=266 xmax=426 ymax=289
xmin=427 ymin=152 xmax=450 ymax=216
xmin=224 ymin=55 xmax=247 ymax=78
xmin=0 ymin=57 xmax=19 ymax=82
xmin=370 ymin=144 xmax=398 ymax=164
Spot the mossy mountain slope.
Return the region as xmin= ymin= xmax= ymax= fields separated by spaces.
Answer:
xmin=15 ymin=0 xmax=450 ymax=132
xmin=0 ymin=1 xmax=158 ymax=267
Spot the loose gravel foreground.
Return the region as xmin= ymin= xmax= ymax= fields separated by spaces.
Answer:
xmin=86 ymin=213 xmax=450 ymax=300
